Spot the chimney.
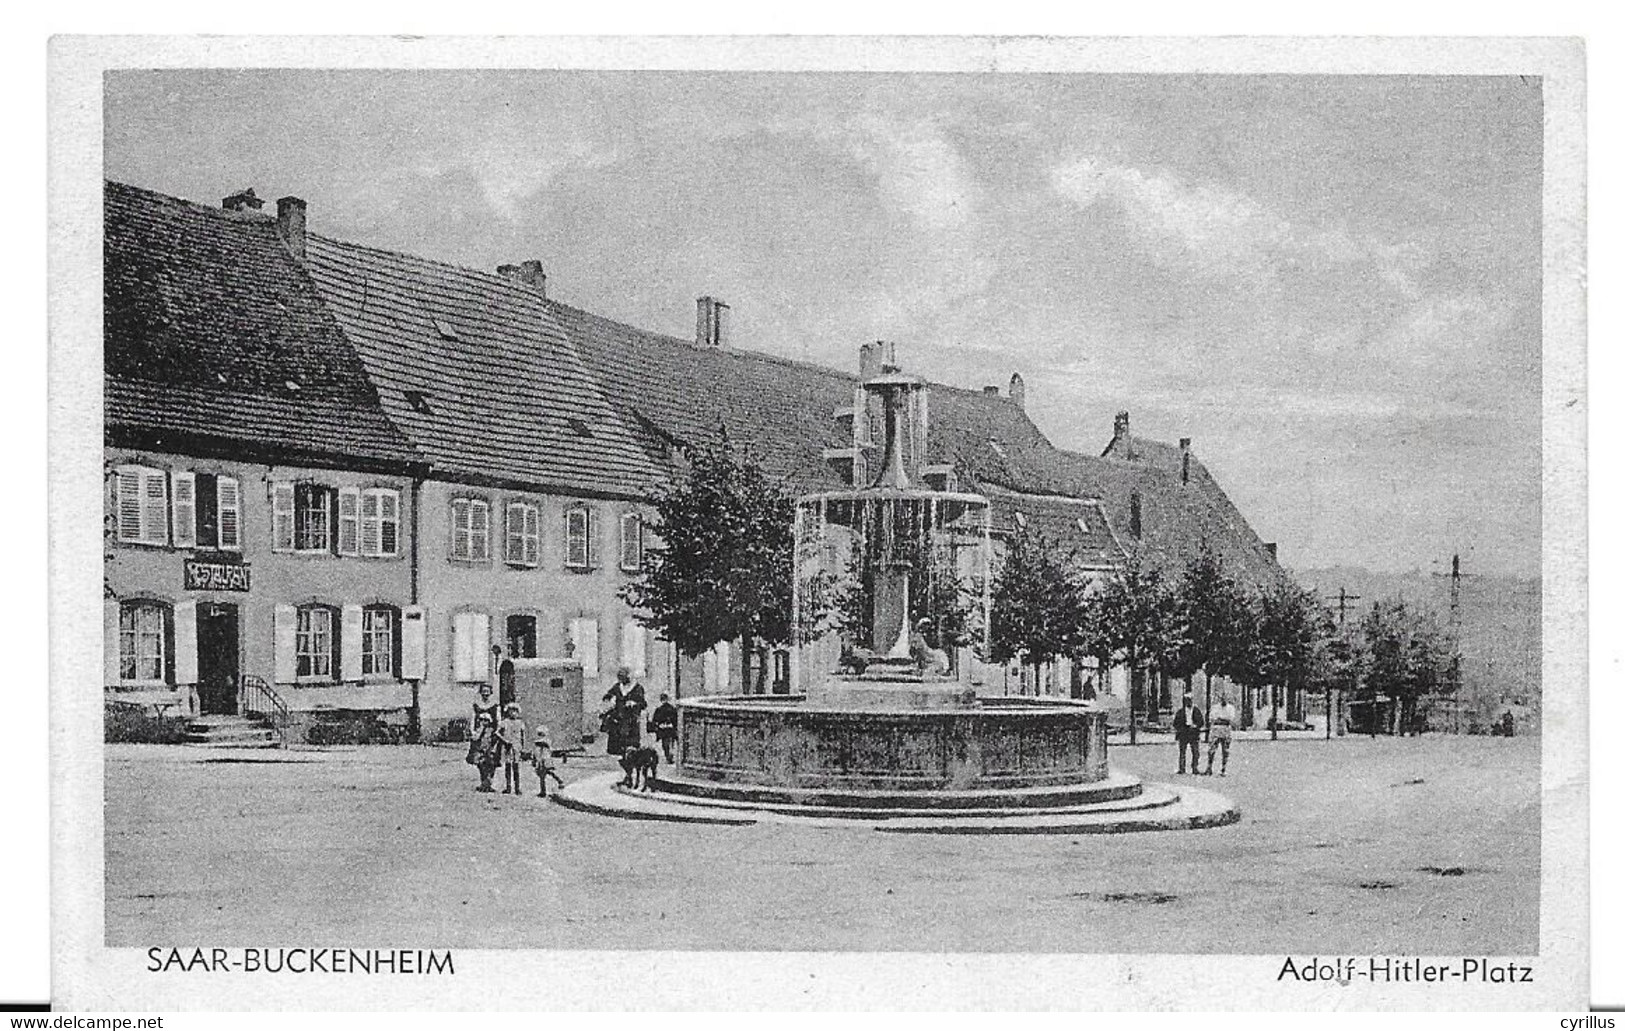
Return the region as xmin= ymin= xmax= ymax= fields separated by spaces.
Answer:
xmin=1179 ymin=437 xmax=1192 ymax=484
xmin=1008 ymin=373 xmax=1026 ymax=409
xmin=222 ymin=188 xmax=263 ymax=213
xmin=498 ymin=260 xmax=548 ymax=297
xmin=881 ymin=340 xmax=899 ymax=373
xmin=859 ymin=341 xmax=883 ymax=381
xmin=519 ymin=260 xmax=547 ymax=297
xmin=982 ymin=385 xmax=1000 ymax=396
xmin=696 ymin=296 xmax=729 ymax=347
xmin=1265 ymin=542 xmax=1278 ymax=560
xmin=1113 ymin=410 xmax=1130 ymax=442
xmin=276 ymin=196 xmax=307 ymax=260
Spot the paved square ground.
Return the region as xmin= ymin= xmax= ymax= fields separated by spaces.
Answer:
xmin=105 ymin=734 xmax=1540 ymax=953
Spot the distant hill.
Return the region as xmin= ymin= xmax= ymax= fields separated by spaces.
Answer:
xmin=1290 ymin=565 xmax=1541 ymax=720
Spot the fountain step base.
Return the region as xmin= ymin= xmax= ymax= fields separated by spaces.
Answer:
xmin=653 ymin=769 xmax=1144 ymax=811
xmin=554 ymin=770 xmax=1240 ymax=834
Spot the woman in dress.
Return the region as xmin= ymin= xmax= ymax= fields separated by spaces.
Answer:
xmin=468 ymin=683 xmax=503 ymax=792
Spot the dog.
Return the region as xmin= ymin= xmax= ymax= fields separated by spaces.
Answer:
xmin=618 ymin=746 xmax=660 ymax=791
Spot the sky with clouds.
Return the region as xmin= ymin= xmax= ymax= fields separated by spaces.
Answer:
xmin=104 ymin=71 xmax=1544 ymax=578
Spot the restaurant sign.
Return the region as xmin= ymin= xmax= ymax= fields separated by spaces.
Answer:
xmin=183 ymin=559 xmax=251 ymax=593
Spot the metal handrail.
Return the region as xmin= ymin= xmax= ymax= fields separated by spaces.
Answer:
xmin=241 ymin=675 xmax=291 ymax=748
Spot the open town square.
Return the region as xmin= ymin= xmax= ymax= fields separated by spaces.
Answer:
xmin=106 ymin=732 xmax=1539 ymax=955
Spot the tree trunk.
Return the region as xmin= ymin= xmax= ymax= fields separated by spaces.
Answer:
xmin=740 ymin=635 xmax=753 ymax=696
xmin=1203 ymin=669 xmax=1214 ymax=743
xmin=1127 ymin=664 xmax=1138 ymax=746
xmin=1270 ymin=684 xmax=1280 ymax=741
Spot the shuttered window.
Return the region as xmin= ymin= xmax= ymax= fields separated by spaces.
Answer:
xmin=295 ymin=605 xmax=337 ymax=680
xmin=361 ymin=606 xmax=398 ymax=678
xmin=115 ymin=466 xmax=169 ymax=546
xmin=170 ymin=472 xmax=196 ymax=548
xmin=565 ymin=506 xmax=592 ymax=570
xmin=337 ymin=488 xmax=360 ymax=556
xmin=295 ymin=484 xmax=333 ymax=552
xmin=118 ymin=601 xmax=169 ymax=684
xmin=451 ymin=497 xmax=490 ymax=562
xmin=505 ymin=501 xmax=540 ymax=567
xmin=618 ymin=512 xmax=643 ymax=572
xmin=369 ymin=488 xmax=400 ymax=557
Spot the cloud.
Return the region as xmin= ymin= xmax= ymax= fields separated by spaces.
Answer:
xmin=1048 ymin=158 xmax=1424 ymax=297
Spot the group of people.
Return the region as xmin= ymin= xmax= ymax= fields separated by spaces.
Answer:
xmin=466 ymin=663 xmax=682 ymax=799
xmin=467 ymin=683 xmax=565 ymax=797
xmin=1172 ymin=690 xmax=1237 ymax=776
xmin=600 ymin=666 xmax=679 ymax=763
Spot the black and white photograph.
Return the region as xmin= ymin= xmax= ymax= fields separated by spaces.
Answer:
xmin=46 ymin=35 xmax=1587 ymax=1011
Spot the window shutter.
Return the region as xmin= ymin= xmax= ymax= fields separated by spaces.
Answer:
xmin=473 ymin=502 xmax=489 ymax=561
xmin=359 ymin=490 xmax=382 ymax=556
xmin=401 ymin=606 xmax=426 ymax=679
xmin=338 ymin=487 xmax=360 ymax=556
xmin=273 ymin=604 xmax=297 ymax=683
xmin=141 ymin=469 xmax=169 ymax=544
xmin=217 ymin=477 xmax=241 ymax=550
xmin=526 ymin=505 xmax=540 ymax=565
xmin=272 ymin=483 xmax=295 ymax=551
xmin=471 ymin=613 xmax=491 ymax=681
xmin=570 ymin=618 xmax=600 ymax=680
xmin=341 ymin=604 xmax=364 ymax=681
xmin=378 ymin=490 xmax=400 ymax=556
xmin=621 ymin=620 xmax=647 ymax=678
xmin=104 ymin=599 xmax=121 ymax=685
xmin=173 ymin=600 xmax=198 ymax=684
xmin=171 ymin=472 xmax=196 ymax=548
xmin=115 ymin=468 xmax=143 ymax=542
xmin=452 ymin=612 xmax=473 ymax=682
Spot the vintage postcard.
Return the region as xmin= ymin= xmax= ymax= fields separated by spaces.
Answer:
xmin=47 ymin=35 xmax=1586 ymax=1010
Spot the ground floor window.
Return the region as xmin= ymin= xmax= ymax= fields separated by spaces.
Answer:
xmin=296 ymin=605 xmax=337 ymax=680
xmin=507 ymin=614 xmax=538 ymax=659
xmin=119 ymin=601 xmax=168 ymax=684
xmin=362 ymin=606 xmax=397 ymax=678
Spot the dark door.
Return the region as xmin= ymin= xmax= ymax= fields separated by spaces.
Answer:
xmin=197 ymin=603 xmax=240 ymax=715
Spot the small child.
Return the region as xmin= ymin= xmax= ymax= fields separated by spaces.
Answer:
xmin=496 ymin=703 xmax=526 ymax=795
xmin=532 ymin=723 xmax=565 ymax=798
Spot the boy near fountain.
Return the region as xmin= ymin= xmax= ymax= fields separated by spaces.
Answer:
xmin=532 ymin=723 xmax=565 ymax=798
xmin=496 ymin=703 xmax=526 ymax=795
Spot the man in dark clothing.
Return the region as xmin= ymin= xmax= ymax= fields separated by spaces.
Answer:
xmin=1173 ymin=691 xmax=1205 ymax=774
xmin=649 ymin=693 xmax=680 ymax=764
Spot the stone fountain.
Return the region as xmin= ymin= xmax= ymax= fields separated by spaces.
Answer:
xmin=558 ymin=357 xmax=1238 ymax=833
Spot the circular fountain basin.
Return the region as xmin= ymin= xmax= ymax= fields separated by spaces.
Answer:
xmin=674 ymin=692 xmax=1109 ymax=793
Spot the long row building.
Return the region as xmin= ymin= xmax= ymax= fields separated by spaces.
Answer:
xmin=103 ymin=181 xmax=1293 ymax=742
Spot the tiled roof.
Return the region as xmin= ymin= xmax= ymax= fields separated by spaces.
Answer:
xmin=301 ymin=238 xmax=663 ymax=499
xmin=980 ymin=485 xmax=1126 ymax=570
xmin=1047 ymin=447 xmax=1286 ymax=591
xmin=553 ymin=301 xmax=1063 ymax=497
xmin=103 ymin=182 xmax=421 ymax=469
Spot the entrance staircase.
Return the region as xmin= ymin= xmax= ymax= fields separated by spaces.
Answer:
xmin=183 ymin=714 xmax=279 ymax=749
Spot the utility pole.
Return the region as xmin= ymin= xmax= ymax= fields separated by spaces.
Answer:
xmin=1322 ymin=587 xmax=1362 ymax=740
xmin=1431 ymin=553 xmax=1471 ymax=734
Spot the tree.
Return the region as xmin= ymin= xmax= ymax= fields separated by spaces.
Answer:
xmin=1172 ymin=544 xmax=1252 ymax=737
xmin=621 ymin=429 xmax=829 ymax=693
xmin=1091 ymin=553 xmax=1181 ymax=744
xmin=1357 ymin=599 xmax=1452 ymax=736
xmin=1252 ymin=582 xmax=1329 ymax=740
xmin=987 ymin=526 xmax=1088 ymax=691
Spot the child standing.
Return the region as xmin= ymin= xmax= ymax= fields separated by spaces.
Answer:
xmin=532 ymin=723 xmax=565 ymax=798
xmin=496 ymin=703 xmax=526 ymax=795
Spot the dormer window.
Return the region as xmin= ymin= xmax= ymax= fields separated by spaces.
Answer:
xmin=432 ymin=317 xmax=459 ymax=341
xmin=403 ymin=390 xmax=433 ymax=415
